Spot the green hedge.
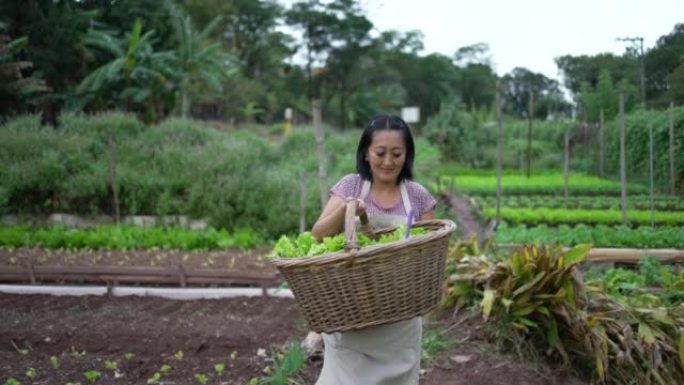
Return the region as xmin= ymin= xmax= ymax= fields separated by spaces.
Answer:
xmin=0 ymin=112 xmax=441 ymax=238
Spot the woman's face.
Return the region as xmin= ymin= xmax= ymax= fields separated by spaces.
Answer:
xmin=366 ymin=129 xmax=406 ymax=184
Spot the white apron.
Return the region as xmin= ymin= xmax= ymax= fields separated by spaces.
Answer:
xmin=316 ymin=181 xmax=422 ymax=385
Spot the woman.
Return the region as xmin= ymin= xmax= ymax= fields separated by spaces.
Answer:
xmin=311 ymin=114 xmax=437 ymax=385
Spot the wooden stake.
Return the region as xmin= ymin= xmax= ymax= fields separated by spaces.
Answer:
xmin=563 ymin=130 xmax=570 ymax=203
xmin=619 ymin=92 xmax=628 ymax=225
xmin=599 ymin=108 xmax=605 ymax=177
xmin=313 ymin=100 xmax=327 ymax=208
xmin=527 ymin=91 xmax=534 ymax=178
xmin=495 ymin=80 xmax=504 ymax=226
xmin=669 ymin=102 xmax=676 ymax=195
xmin=108 ymin=134 xmax=120 ymax=224
xmin=299 ymin=172 xmax=307 ymax=233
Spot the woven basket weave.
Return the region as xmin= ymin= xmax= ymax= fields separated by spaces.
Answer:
xmin=271 ymin=200 xmax=456 ymax=333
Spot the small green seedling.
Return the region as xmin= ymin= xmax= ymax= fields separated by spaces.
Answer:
xmin=123 ymin=352 xmax=135 ymax=360
xmin=248 ymin=378 xmax=258 ymax=385
xmin=159 ymin=364 xmax=172 ymax=373
xmin=214 ymin=363 xmax=225 ymax=375
xmin=194 ymin=373 xmax=208 ymax=384
xmin=83 ymin=370 xmax=101 ymax=383
xmin=230 ymin=350 xmax=238 ymax=360
xmin=5 ymin=378 xmax=21 ymax=385
xmin=65 ymin=382 xmax=82 ymax=385
xmin=146 ymin=372 xmax=161 ymax=384
xmin=25 ymin=368 xmax=37 ymax=380
xmin=104 ymin=360 xmax=117 ymax=371
xmin=70 ymin=346 xmax=86 ymax=357
xmin=174 ymin=350 xmax=184 ymax=360
xmin=49 ymin=355 xmax=60 ymax=370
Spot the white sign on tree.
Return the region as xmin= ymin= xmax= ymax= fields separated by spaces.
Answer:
xmin=401 ymin=106 xmax=420 ymax=123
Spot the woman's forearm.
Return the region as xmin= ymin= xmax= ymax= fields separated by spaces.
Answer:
xmin=311 ymin=201 xmax=346 ymax=241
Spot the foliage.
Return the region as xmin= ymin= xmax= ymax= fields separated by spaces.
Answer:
xmin=495 ymin=223 xmax=684 ymax=249
xmin=0 ymin=225 xmax=263 ymax=250
xmin=270 ymin=226 xmax=428 ymax=259
xmin=482 ymin=206 xmax=684 ymax=226
xmin=421 ymin=328 xmax=453 ymax=367
xmin=260 ymin=342 xmax=307 ymax=385
xmin=445 ymin=240 xmax=684 ymax=384
xmin=437 ymin=173 xmax=648 ymax=196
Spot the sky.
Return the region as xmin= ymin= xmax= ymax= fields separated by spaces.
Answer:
xmin=359 ymin=0 xmax=683 ymax=82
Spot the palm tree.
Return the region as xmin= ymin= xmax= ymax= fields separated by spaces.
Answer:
xmin=172 ymin=14 xmax=236 ymax=117
xmin=78 ymin=19 xmax=178 ymax=122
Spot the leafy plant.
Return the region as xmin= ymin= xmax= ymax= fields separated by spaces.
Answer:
xmin=83 ymin=370 xmax=101 ymax=383
xmin=214 ymin=363 xmax=225 ymax=375
xmin=270 ymin=226 xmax=428 ymax=259
xmin=446 ymin=239 xmax=684 ymax=384
xmin=421 ymin=329 xmax=452 ymax=366
xmin=49 ymin=355 xmax=60 ymax=370
xmin=193 ymin=373 xmax=208 ymax=384
xmin=146 ymin=372 xmax=161 ymax=384
xmin=123 ymin=352 xmax=135 ymax=360
xmin=174 ymin=350 xmax=184 ymax=360
xmin=104 ymin=360 xmax=117 ymax=371
xmin=261 ymin=342 xmax=307 ymax=385
xmin=4 ymin=379 xmax=20 ymax=385
xmin=24 ymin=368 xmax=36 ymax=380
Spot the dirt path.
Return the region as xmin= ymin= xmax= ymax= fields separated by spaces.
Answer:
xmin=445 ymin=193 xmax=487 ymax=242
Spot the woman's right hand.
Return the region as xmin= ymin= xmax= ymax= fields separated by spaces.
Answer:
xmin=347 ymin=197 xmax=366 ymax=217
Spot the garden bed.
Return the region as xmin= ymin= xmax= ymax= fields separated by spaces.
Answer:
xmin=0 ymin=293 xmax=584 ymax=385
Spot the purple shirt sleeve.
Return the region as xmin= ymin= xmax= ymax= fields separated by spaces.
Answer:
xmin=330 ymin=174 xmax=362 ymax=199
xmin=406 ymin=180 xmax=438 ymax=219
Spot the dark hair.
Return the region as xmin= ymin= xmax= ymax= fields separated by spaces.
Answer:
xmin=356 ymin=114 xmax=415 ymax=184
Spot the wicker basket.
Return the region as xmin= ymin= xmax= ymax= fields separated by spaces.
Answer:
xmin=271 ymin=200 xmax=457 ymax=333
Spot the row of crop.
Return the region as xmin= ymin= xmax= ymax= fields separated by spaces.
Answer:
xmin=483 ymin=206 xmax=684 ymax=226
xmin=495 ymin=224 xmax=684 ymax=249
xmin=473 ymin=195 xmax=684 ymax=211
xmin=437 ymin=173 xmax=648 ymax=196
xmin=0 ymin=225 xmax=264 ymax=250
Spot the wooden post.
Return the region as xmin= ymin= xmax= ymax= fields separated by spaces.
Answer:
xmin=495 ymin=80 xmax=504 ymax=226
xmin=669 ymin=102 xmax=676 ymax=195
xmin=619 ymin=92 xmax=628 ymax=225
xmin=599 ymin=108 xmax=605 ymax=178
xmin=177 ymin=264 xmax=187 ymax=287
xmin=649 ymin=123 xmax=655 ymax=228
xmin=313 ymin=100 xmax=327 ymax=208
xmin=108 ymin=133 xmax=120 ymax=224
xmin=526 ymin=91 xmax=534 ymax=178
xmin=563 ymin=130 xmax=570 ymax=203
xmin=299 ymin=172 xmax=307 ymax=233
xmin=25 ymin=260 xmax=36 ymax=285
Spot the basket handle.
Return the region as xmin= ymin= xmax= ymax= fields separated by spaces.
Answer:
xmin=344 ymin=199 xmax=371 ymax=252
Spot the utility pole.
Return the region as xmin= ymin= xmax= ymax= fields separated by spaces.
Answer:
xmin=617 ymin=36 xmax=645 ymax=107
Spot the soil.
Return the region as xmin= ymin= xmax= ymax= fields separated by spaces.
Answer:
xmin=0 ymin=193 xmax=586 ymax=384
xmin=0 ymin=293 xmax=585 ymax=385
xmin=0 ymin=247 xmax=275 ymax=273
